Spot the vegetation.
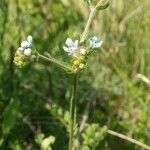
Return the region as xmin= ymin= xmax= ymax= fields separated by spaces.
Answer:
xmin=0 ymin=0 xmax=150 ymax=149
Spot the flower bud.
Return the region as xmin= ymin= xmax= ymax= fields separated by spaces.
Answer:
xmin=80 ymin=48 xmax=86 ymax=55
xmin=79 ymin=63 xmax=85 ymax=69
xmin=24 ymin=48 xmax=32 ymax=56
xmin=21 ymin=41 xmax=30 ymax=49
xmin=73 ymin=60 xmax=80 ymax=66
xmin=27 ymin=35 xmax=33 ymax=44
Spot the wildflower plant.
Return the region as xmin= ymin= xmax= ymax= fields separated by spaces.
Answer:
xmin=13 ymin=0 xmax=150 ymax=150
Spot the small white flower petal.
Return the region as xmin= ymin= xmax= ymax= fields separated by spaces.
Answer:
xmin=99 ymin=40 xmax=103 ymax=47
xmin=27 ymin=35 xmax=33 ymax=44
xmin=66 ymin=38 xmax=73 ymax=46
xmin=21 ymin=41 xmax=30 ymax=49
xmin=92 ymin=36 xmax=99 ymax=41
xmin=24 ymin=48 xmax=32 ymax=56
xmin=63 ymin=46 xmax=69 ymax=52
xmin=74 ymin=40 xmax=78 ymax=47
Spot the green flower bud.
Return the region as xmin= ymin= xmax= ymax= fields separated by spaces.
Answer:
xmin=73 ymin=60 xmax=81 ymax=66
xmin=78 ymin=56 xmax=85 ymax=61
xmin=79 ymin=63 xmax=86 ymax=69
xmin=13 ymin=52 xmax=26 ymax=68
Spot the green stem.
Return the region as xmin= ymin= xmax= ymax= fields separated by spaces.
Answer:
xmin=38 ymin=53 xmax=74 ymax=72
xmin=69 ymin=73 xmax=78 ymax=150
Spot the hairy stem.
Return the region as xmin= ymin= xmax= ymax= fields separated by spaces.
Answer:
xmin=38 ymin=53 xmax=74 ymax=72
xmin=69 ymin=73 xmax=78 ymax=150
xmin=107 ymin=130 xmax=150 ymax=150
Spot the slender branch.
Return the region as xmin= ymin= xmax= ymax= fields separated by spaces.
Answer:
xmin=80 ymin=0 xmax=103 ymax=43
xmin=79 ymin=102 xmax=90 ymax=133
xmin=80 ymin=8 xmax=95 ymax=43
xmin=69 ymin=73 xmax=78 ymax=150
xmin=136 ymin=73 xmax=150 ymax=86
xmin=38 ymin=53 xmax=74 ymax=72
xmin=107 ymin=130 xmax=150 ymax=150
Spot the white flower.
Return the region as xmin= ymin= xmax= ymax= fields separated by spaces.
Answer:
xmin=63 ymin=38 xmax=79 ymax=55
xmin=89 ymin=36 xmax=103 ymax=49
xmin=21 ymin=41 xmax=30 ymax=49
xmin=24 ymin=48 xmax=32 ymax=56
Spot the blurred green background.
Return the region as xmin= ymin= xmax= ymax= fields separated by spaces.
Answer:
xmin=0 ymin=0 xmax=150 ymax=149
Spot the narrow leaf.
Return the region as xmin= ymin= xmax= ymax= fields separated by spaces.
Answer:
xmin=2 ymin=99 xmax=20 ymax=135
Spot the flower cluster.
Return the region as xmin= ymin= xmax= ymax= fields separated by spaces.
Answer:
xmin=63 ymin=36 xmax=103 ymax=71
xmin=14 ymin=35 xmax=33 ymax=68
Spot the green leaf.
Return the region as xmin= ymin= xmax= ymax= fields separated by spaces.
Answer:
xmin=0 ymin=138 xmax=4 ymax=146
xmin=2 ymin=99 xmax=20 ymax=135
xmin=81 ymin=124 xmax=108 ymax=149
xmin=96 ymin=1 xmax=109 ymax=10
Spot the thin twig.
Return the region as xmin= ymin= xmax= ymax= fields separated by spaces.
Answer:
xmin=79 ymin=102 xmax=90 ymax=133
xmin=38 ymin=53 xmax=74 ymax=73
xmin=80 ymin=8 xmax=96 ymax=43
xmin=107 ymin=130 xmax=150 ymax=150
xmin=136 ymin=74 xmax=150 ymax=86
xmin=80 ymin=0 xmax=103 ymax=44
